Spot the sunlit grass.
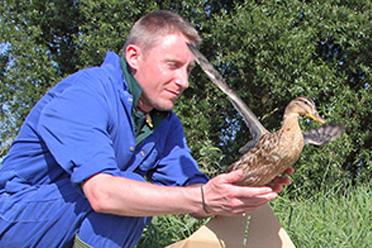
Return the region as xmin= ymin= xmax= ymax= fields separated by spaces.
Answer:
xmin=137 ymin=214 xmax=207 ymax=248
xmin=137 ymin=183 xmax=371 ymax=248
xmin=272 ymin=183 xmax=371 ymax=248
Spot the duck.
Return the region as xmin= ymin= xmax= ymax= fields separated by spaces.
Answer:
xmin=188 ymin=44 xmax=344 ymax=186
xmin=228 ymin=96 xmax=327 ymax=186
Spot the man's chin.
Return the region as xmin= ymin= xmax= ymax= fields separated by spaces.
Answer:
xmin=155 ymin=106 xmax=173 ymax=112
xmin=154 ymin=102 xmax=174 ymax=112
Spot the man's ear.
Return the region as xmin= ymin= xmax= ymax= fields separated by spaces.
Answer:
xmin=125 ymin=44 xmax=141 ymax=70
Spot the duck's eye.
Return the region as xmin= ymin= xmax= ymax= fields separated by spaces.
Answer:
xmin=299 ymin=98 xmax=312 ymax=106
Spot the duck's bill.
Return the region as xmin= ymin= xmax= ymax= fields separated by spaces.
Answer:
xmin=308 ymin=113 xmax=326 ymax=124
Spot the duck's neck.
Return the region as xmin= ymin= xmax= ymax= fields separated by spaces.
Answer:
xmin=281 ymin=112 xmax=301 ymax=131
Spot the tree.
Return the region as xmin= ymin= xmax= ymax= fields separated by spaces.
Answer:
xmin=185 ymin=0 xmax=371 ymax=193
xmin=0 ymin=0 xmax=370 ymax=191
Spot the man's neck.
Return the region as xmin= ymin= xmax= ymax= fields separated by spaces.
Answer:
xmin=137 ymin=97 xmax=153 ymax=114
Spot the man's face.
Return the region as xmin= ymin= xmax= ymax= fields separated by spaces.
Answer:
xmin=130 ymin=33 xmax=195 ymax=112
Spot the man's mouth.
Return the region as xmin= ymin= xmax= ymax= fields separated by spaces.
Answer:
xmin=165 ymin=89 xmax=180 ymax=99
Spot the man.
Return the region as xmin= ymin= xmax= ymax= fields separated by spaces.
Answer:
xmin=0 ymin=10 xmax=291 ymax=247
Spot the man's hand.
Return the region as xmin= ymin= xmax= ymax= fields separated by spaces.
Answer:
xmin=267 ymin=166 xmax=294 ymax=193
xmin=198 ymin=167 xmax=294 ymax=217
xmin=200 ymin=169 xmax=277 ymax=217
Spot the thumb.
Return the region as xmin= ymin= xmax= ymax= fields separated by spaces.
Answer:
xmin=222 ymin=169 xmax=245 ymax=183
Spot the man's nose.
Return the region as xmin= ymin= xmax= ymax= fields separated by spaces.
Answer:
xmin=175 ymin=68 xmax=189 ymax=89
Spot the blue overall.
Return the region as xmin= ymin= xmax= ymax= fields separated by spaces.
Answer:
xmin=0 ymin=52 xmax=208 ymax=247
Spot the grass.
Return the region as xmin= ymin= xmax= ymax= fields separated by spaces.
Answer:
xmin=271 ymin=183 xmax=371 ymax=248
xmin=137 ymin=182 xmax=371 ymax=248
xmin=136 ymin=214 xmax=208 ymax=247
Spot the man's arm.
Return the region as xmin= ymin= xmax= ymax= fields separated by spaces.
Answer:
xmin=82 ymin=169 xmax=282 ymax=217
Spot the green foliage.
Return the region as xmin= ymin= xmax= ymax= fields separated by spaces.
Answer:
xmin=73 ymin=1 xmax=157 ymax=68
xmin=0 ymin=0 xmax=371 ymax=223
xmin=1 ymin=1 xmax=61 ymax=145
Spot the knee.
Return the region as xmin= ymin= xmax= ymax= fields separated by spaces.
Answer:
xmin=78 ymin=213 xmax=151 ymax=248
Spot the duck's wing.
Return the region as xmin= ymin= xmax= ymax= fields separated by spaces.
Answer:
xmin=304 ymin=123 xmax=345 ymax=145
xmin=188 ymin=44 xmax=267 ymax=150
xmin=229 ymin=132 xmax=283 ymax=186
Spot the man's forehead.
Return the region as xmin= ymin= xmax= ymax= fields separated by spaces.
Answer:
xmin=161 ymin=46 xmax=195 ymax=61
xmin=152 ymin=33 xmax=189 ymax=49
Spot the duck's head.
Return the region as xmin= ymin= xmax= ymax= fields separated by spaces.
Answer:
xmin=285 ymin=96 xmax=325 ymax=124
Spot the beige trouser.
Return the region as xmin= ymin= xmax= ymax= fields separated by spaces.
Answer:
xmin=166 ymin=204 xmax=296 ymax=248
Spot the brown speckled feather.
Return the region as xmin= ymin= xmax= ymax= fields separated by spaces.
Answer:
xmin=228 ymin=116 xmax=305 ymax=186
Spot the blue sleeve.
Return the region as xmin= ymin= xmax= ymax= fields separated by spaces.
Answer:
xmin=151 ymin=114 xmax=209 ymax=186
xmin=36 ymin=71 xmax=122 ymax=184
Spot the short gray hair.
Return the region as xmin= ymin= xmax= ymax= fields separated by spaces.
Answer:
xmin=123 ymin=10 xmax=201 ymax=53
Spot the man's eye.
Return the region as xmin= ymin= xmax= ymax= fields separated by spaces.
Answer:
xmin=167 ymin=62 xmax=177 ymax=68
xmin=167 ymin=60 xmax=183 ymax=68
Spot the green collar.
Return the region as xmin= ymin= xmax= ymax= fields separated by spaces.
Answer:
xmin=120 ymin=57 xmax=142 ymax=107
xmin=120 ymin=56 xmax=169 ymax=145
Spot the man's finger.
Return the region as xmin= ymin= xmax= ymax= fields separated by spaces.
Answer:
xmin=270 ymin=176 xmax=292 ymax=185
xmin=283 ymin=166 xmax=295 ymax=175
xmin=238 ymin=186 xmax=277 ymax=198
xmin=221 ymin=169 xmax=245 ymax=183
